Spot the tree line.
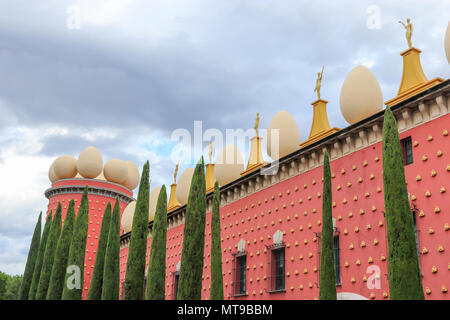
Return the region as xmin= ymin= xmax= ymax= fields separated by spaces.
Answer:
xmin=16 ymin=107 xmax=423 ymax=300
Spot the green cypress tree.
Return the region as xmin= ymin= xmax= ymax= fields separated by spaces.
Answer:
xmin=382 ymin=107 xmax=424 ymax=300
xmin=101 ymin=198 xmax=121 ymax=300
xmin=145 ymin=185 xmax=167 ymax=300
xmin=124 ymin=161 xmax=150 ymax=300
xmin=319 ymin=150 xmax=337 ymax=300
xmin=177 ymin=157 xmax=206 ymax=300
xmin=35 ymin=203 xmax=62 ymax=300
xmin=28 ymin=210 xmax=53 ymax=300
xmin=210 ymin=181 xmax=223 ymax=300
xmin=87 ymin=202 xmax=112 ymax=300
xmin=18 ymin=212 xmax=42 ymax=300
xmin=46 ymin=199 xmax=76 ymax=300
xmin=61 ymin=186 xmax=90 ymax=300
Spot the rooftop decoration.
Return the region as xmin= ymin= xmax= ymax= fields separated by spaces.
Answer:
xmin=241 ymin=112 xmax=267 ymax=176
xmin=266 ymin=110 xmax=301 ymax=160
xmin=340 ymin=66 xmax=383 ymax=125
xmin=167 ymin=162 xmax=181 ymax=212
xmin=385 ymin=18 xmax=444 ymax=106
xmin=300 ymin=66 xmax=340 ymax=148
xmin=205 ymin=140 xmax=216 ymax=193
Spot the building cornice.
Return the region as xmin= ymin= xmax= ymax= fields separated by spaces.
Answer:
xmin=45 ymin=184 xmax=135 ymax=204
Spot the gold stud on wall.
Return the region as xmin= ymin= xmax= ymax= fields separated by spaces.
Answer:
xmin=431 ymin=170 xmax=437 ymax=177
xmin=425 ymin=287 xmax=432 ymax=295
xmin=431 ymin=266 xmax=438 ymax=273
xmin=422 ymin=247 xmax=428 ymax=254
xmin=443 ymin=129 xmax=449 ymax=136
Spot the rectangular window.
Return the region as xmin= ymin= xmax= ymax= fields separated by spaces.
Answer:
xmin=334 ymin=235 xmax=341 ymax=285
xmin=142 ymin=278 xmax=147 ymax=300
xmin=270 ymin=247 xmax=285 ymax=292
xmin=412 ymin=211 xmax=421 ymax=274
xmin=401 ymin=137 xmax=413 ymax=165
xmin=233 ymin=253 xmax=247 ymax=296
xmin=172 ymin=272 xmax=180 ymax=299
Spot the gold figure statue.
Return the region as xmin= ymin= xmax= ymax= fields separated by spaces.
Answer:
xmin=208 ymin=140 xmax=213 ymax=164
xmin=254 ymin=112 xmax=260 ymax=137
xmin=173 ymin=161 xmax=179 ymax=184
xmin=314 ymin=66 xmax=324 ymax=100
xmin=398 ymin=18 xmax=413 ymax=48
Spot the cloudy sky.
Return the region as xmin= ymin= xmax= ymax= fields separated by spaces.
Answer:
xmin=0 ymin=0 xmax=449 ymax=275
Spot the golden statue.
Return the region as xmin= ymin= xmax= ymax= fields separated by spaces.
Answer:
xmin=208 ymin=140 xmax=213 ymax=164
xmin=254 ymin=112 xmax=260 ymax=137
xmin=314 ymin=66 xmax=324 ymax=100
xmin=398 ymin=18 xmax=413 ymax=48
xmin=173 ymin=161 xmax=179 ymax=184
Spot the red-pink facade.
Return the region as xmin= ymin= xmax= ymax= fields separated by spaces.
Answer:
xmin=118 ymin=112 xmax=449 ymax=300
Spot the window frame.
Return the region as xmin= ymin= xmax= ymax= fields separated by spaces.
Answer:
xmin=400 ymin=136 xmax=413 ymax=165
xmin=232 ymin=251 xmax=248 ymax=297
xmin=267 ymin=243 xmax=286 ymax=294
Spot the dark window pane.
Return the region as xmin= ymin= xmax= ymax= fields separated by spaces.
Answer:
xmin=333 ymin=236 xmax=341 ymax=285
xmin=401 ymin=137 xmax=413 ymax=165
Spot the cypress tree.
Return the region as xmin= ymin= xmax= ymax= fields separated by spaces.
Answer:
xmin=28 ymin=210 xmax=53 ymax=300
xmin=35 ymin=203 xmax=62 ymax=300
xmin=145 ymin=185 xmax=167 ymax=300
xmin=18 ymin=212 xmax=42 ymax=300
xmin=177 ymin=157 xmax=206 ymax=300
xmin=101 ymin=199 xmax=121 ymax=300
xmin=319 ymin=150 xmax=337 ymax=300
xmin=46 ymin=199 xmax=76 ymax=300
xmin=124 ymin=161 xmax=150 ymax=300
xmin=210 ymin=181 xmax=223 ymax=300
xmin=62 ymin=186 xmax=90 ymax=300
xmin=382 ymin=107 xmax=424 ymax=300
xmin=87 ymin=202 xmax=112 ymax=300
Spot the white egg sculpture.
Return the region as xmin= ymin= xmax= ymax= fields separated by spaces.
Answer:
xmin=176 ymin=167 xmax=195 ymax=205
xmin=104 ymin=159 xmax=128 ymax=184
xmin=53 ymin=155 xmax=78 ymax=179
xmin=340 ymin=65 xmax=383 ymax=125
xmin=48 ymin=160 xmax=59 ymax=183
xmin=215 ymin=144 xmax=245 ymax=186
xmin=121 ymin=201 xmax=136 ymax=233
xmin=122 ymin=161 xmax=140 ymax=190
xmin=77 ymin=146 xmax=103 ymax=179
xmin=445 ymin=21 xmax=450 ymax=65
xmin=149 ymin=186 xmax=162 ymax=222
xmin=266 ymin=110 xmax=301 ymax=160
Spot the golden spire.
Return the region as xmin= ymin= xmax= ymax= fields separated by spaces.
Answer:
xmin=167 ymin=162 xmax=181 ymax=211
xmin=300 ymin=68 xmax=339 ymax=148
xmin=173 ymin=161 xmax=179 ymax=184
xmin=208 ymin=140 xmax=213 ymax=164
xmin=241 ymin=112 xmax=267 ymax=176
xmin=398 ymin=18 xmax=413 ymax=48
xmin=206 ymin=141 xmax=215 ymax=193
xmin=254 ymin=112 xmax=260 ymax=137
xmin=314 ymin=66 xmax=324 ymax=100
xmin=385 ymin=20 xmax=444 ymax=106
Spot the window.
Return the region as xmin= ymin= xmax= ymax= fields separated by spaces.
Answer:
xmin=334 ymin=235 xmax=341 ymax=285
xmin=142 ymin=277 xmax=147 ymax=300
xmin=172 ymin=271 xmax=180 ymax=299
xmin=232 ymin=253 xmax=247 ymax=296
xmin=401 ymin=137 xmax=413 ymax=165
xmin=412 ymin=209 xmax=421 ymax=274
xmin=269 ymin=246 xmax=285 ymax=292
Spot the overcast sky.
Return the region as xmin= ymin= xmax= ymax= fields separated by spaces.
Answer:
xmin=0 ymin=0 xmax=449 ymax=275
